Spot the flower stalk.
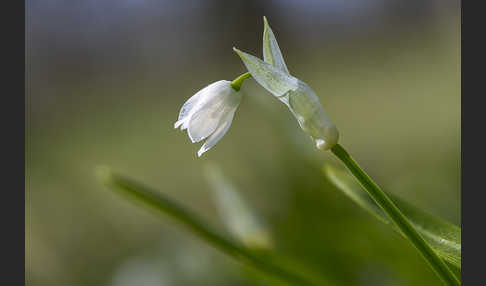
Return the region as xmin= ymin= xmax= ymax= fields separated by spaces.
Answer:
xmin=231 ymin=72 xmax=251 ymax=91
xmin=330 ymin=144 xmax=460 ymax=286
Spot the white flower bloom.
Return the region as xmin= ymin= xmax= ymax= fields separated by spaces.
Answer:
xmin=174 ymin=80 xmax=241 ymax=157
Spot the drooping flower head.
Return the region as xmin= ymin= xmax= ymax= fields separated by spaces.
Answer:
xmin=176 ymin=17 xmax=338 ymax=156
xmin=175 ymin=80 xmax=241 ymax=157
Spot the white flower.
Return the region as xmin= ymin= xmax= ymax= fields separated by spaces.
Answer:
xmin=174 ymin=80 xmax=241 ymax=157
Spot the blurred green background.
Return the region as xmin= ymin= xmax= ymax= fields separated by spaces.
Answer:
xmin=26 ymin=1 xmax=460 ymax=285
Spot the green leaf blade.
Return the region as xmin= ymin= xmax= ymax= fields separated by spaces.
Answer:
xmin=96 ymin=167 xmax=326 ymax=286
xmin=323 ymin=164 xmax=461 ymax=273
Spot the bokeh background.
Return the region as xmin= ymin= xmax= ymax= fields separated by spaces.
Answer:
xmin=26 ymin=1 xmax=461 ymax=285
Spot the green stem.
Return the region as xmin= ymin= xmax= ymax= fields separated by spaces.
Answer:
xmin=97 ymin=167 xmax=319 ymax=286
xmin=231 ymin=72 xmax=251 ymax=91
xmin=330 ymin=144 xmax=460 ymax=286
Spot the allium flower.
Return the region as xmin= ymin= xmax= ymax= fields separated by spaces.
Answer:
xmin=174 ymin=80 xmax=241 ymax=157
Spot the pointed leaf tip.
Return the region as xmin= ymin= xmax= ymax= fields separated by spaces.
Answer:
xmin=233 ymin=49 xmax=298 ymax=98
xmin=262 ymin=16 xmax=289 ymax=73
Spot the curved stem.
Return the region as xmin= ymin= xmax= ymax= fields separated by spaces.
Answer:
xmin=330 ymin=144 xmax=460 ymax=286
xmin=98 ymin=167 xmax=320 ymax=286
xmin=231 ymin=72 xmax=251 ymax=91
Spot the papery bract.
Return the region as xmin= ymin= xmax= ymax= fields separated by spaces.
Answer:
xmin=234 ymin=22 xmax=339 ymax=150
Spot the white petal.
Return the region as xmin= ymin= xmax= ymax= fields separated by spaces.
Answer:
xmin=174 ymin=118 xmax=186 ymax=129
xmin=187 ymin=82 xmax=240 ymax=143
xmin=187 ymin=96 xmax=236 ymax=143
xmin=187 ymin=113 xmax=220 ymax=143
xmin=175 ymin=116 xmax=191 ymax=131
xmin=197 ymin=112 xmax=235 ymax=157
xmin=263 ymin=16 xmax=289 ymax=73
xmin=180 ymin=119 xmax=189 ymax=131
xmin=176 ymin=87 xmax=205 ymax=123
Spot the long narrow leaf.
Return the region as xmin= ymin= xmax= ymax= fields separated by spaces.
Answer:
xmin=323 ymin=164 xmax=461 ymax=275
xmin=96 ymin=167 xmax=325 ymax=286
